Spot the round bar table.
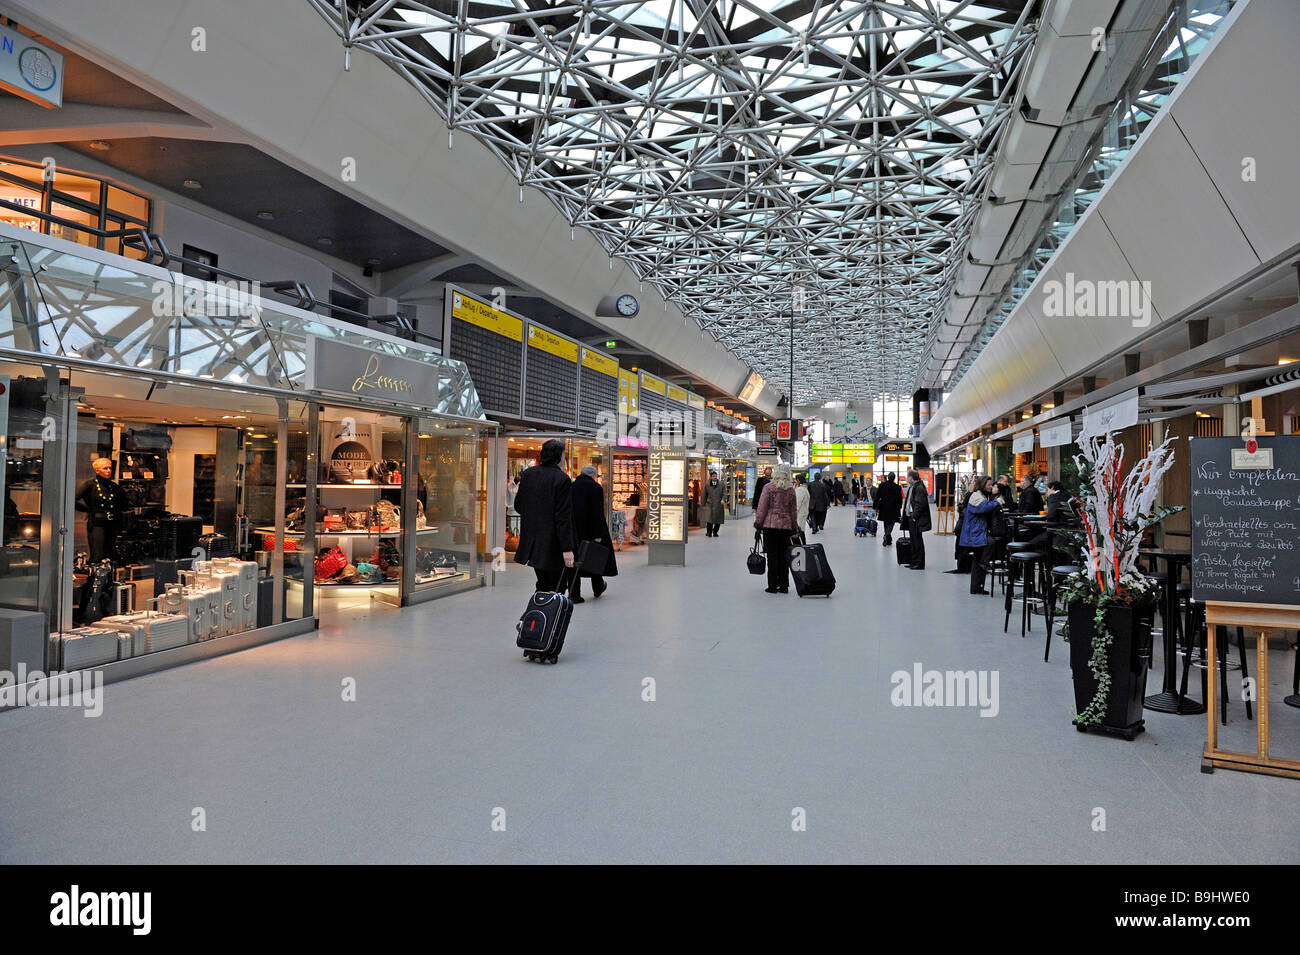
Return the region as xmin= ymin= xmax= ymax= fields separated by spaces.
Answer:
xmin=1140 ymin=548 xmax=1205 ymax=715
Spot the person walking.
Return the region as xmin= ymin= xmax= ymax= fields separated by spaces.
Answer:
xmin=903 ymin=469 xmax=931 ymax=570
xmin=833 ymin=476 xmax=846 ymax=506
xmin=568 ymin=465 xmax=617 ymax=602
xmin=875 ymin=471 xmax=903 ymax=546
xmin=754 ymin=463 xmax=798 ymax=594
xmin=793 ymin=474 xmax=810 ymax=542
xmin=752 ymin=466 xmax=773 ymax=513
xmin=807 ymin=472 xmax=829 ymax=533
xmin=512 ymin=438 xmax=575 ymax=591
xmin=702 ymin=469 xmax=726 ymax=537
xmin=958 ymin=475 xmax=1002 ymax=594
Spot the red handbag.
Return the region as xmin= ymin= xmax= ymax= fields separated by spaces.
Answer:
xmin=263 ymin=534 xmax=298 ymax=553
xmin=314 ymin=545 xmax=348 ymax=582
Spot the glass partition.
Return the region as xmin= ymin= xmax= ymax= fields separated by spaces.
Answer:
xmin=413 ymin=419 xmax=480 ymax=593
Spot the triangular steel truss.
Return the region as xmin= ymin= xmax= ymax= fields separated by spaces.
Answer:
xmin=309 ymin=0 xmax=1038 ymax=401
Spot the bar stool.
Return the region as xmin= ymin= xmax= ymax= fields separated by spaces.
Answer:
xmin=1181 ymin=615 xmax=1253 ymax=726
xmin=1005 ymin=548 xmax=1048 ymax=637
xmin=1045 ymin=563 xmax=1082 ymax=662
xmin=984 ymin=538 xmax=1011 ymax=599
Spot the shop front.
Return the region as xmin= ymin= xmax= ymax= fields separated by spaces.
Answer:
xmin=498 ymin=432 xmax=611 ymax=553
xmin=0 ymin=221 xmax=491 ymax=691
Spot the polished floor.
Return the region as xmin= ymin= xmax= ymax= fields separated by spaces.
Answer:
xmin=2 ymin=507 xmax=1297 ymax=864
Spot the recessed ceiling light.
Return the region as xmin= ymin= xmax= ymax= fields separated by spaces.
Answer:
xmin=256 ymin=210 xmax=274 ymax=220
xmin=365 ymin=257 xmax=382 ymax=267
xmin=317 ymin=236 xmax=333 ymax=246
xmin=88 ymin=140 xmax=111 ymax=151
xmin=182 ymin=178 xmax=202 ymax=190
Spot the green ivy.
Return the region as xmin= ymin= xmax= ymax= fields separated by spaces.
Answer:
xmin=1062 ymin=579 xmax=1156 ymax=726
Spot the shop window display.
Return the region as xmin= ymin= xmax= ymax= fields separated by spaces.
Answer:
xmin=0 ymin=373 xmax=49 ymax=615
xmin=51 ymin=372 xmax=313 ymax=670
xmin=413 ymin=420 xmax=480 ymax=592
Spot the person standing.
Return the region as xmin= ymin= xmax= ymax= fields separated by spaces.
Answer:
xmin=832 ymin=476 xmax=846 ymax=506
xmin=959 ymin=476 xmax=1002 ymax=594
xmin=793 ymin=474 xmax=810 ymax=542
xmin=702 ymin=469 xmax=726 ymax=537
xmin=754 ymin=463 xmax=798 ymax=594
xmin=1016 ymin=473 xmax=1044 ymax=514
xmin=903 ymin=469 xmax=931 ymax=570
xmin=76 ymin=457 xmax=128 ymax=564
xmin=807 ymin=472 xmax=829 ymax=533
xmin=994 ymin=474 xmax=1016 ymax=508
xmin=875 ymin=472 xmax=903 ymax=546
xmin=568 ymin=465 xmax=616 ymax=602
xmin=512 ymin=438 xmax=575 ymax=591
xmin=752 ymin=466 xmax=773 ymax=513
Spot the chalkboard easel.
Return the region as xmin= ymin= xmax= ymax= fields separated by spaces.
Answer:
xmin=1202 ymin=601 xmax=1300 ymax=780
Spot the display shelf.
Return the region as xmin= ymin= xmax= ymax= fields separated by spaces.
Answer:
xmin=255 ymin=527 xmax=400 ymax=538
xmin=285 ymin=483 xmax=400 ymax=489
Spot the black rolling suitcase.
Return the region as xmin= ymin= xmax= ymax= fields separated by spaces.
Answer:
xmin=516 ymin=569 xmax=574 ymax=664
xmin=895 ymin=537 xmax=913 ymax=566
xmin=162 ymin=516 xmax=204 ymax=560
xmin=788 ymin=541 xmax=836 ymax=597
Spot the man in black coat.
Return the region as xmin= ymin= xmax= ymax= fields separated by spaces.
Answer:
xmin=875 ymin=472 xmax=903 ymax=546
xmin=903 ymin=469 xmax=932 ymax=570
xmin=1016 ymin=474 xmax=1044 ymax=514
xmin=807 ymin=474 xmax=829 ymax=533
xmin=512 ymin=438 xmax=575 ymax=591
xmin=752 ymin=466 xmax=773 ymax=511
xmin=569 ymin=466 xmax=617 ymax=602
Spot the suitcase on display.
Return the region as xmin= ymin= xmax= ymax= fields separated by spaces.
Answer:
xmin=159 ymin=583 xmax=213 ymax=642
xmin=516 ymin=570 xmax=573 ymax=664
xmin=87 ymin=616 xmax=148 ymax=657
xmin=212 ymin=558 xmax=258 ymax=633
xmin=162 ymin=517 xmax=204 ymax=561
xmin=895 ymin=538 xmax=913 ymax=566
xmin=93 ymin=601 xmax=189 ymax=654
xmin=57 ymin=627 xmax=124 ymax=670
xmin=788 ymin=542 xmax=836 ymax=597
xmin=197 ymin=533 xmax=232 ymax=559
xmin=193 ymin=562 xmax=240 ymax=637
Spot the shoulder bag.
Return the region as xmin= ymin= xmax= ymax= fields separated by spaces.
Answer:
xmin=747 ymin=530 xmax=766 ymax=576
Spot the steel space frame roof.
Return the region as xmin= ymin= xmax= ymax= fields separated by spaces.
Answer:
xmin=309 ymin=0 xmax=1038 ymax=401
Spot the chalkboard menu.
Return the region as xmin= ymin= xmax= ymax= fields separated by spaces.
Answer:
xmin=1190 ymin=436 xmax=1300 ymax=606
xmin=446 ymin=288 xmax=523 ymax=417
xmin=524 ymin=324 xmax=579 ymax=425
xmin=579 ymin=348 xmax=619 ymax=431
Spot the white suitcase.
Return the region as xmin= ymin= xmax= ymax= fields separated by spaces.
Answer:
xmin=88 ymin=616 xmax=148 ymax=657
xmin=159 ymin=583 xmax=211 ymax=643
xmin=194 ymin=562 xmax=240 ymax=637
xmin=212 ymin=558 xmax=258 ymax=632
xmin=94 ymin=602 xmax=189 ymax=654
xmin=59 ymin=627 xmax=122 ymax=669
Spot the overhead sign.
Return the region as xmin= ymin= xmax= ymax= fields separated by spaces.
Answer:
xmin=580 ymin=347 xmax=618 ymax=377
xmin=450 ymin=289 xmax=522 ymax=341
xmin=666 ymin=384 xmax=688 ymax=403
xmin=304 ymin=337 xmax=440 ymax=407
xmin=0 ymin=24 xmax=64 ymax=109
xmin=810 ymin=442 xmax=875 ymax=463
xmin=739 ymin=371 xmax=765 ymax=403
xmin=776 ymin=419 xmax=796 ymax=441
xmin=1081 ymin=388 xmax=1140 ymax=437
xmin=1012 ymin=430 xmax=1034 ymax=454
xmin=640 ymin=373 xmax=667 ymax=396
xmin=527 ymin=324 xmax=578 ymax=362
xmin=1039 ymin=417 xmax=1074 ymax=448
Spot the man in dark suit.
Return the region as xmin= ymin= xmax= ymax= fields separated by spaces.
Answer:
xmin=1044 ymin=481 xmax=1072 ymax=522
xmin=512 ymin=439 xmax=575 ymax=591
xmin=752 ymin=466 xmax=773 ymax=511
xmin=1016 ymin=473 xmax=1044 ymax=514
xmin=874 ymin=472 xmax=903 ymax=546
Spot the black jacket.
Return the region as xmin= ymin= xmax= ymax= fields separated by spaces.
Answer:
xmin=807 ymin=479 xmax=829 ymax=511
xmin=904 ymin=479 xmax=932 ymax=532
xmin=875 ymin=479 xmax=903 ymax=523
xmin=570 ymin=474 xmax=618 ymax=577
xmin=76 ymin=477 xmax=129 ymax=526
xmin=1017 ymin=484 xmax=1044 ymax=514
xmin=1045 ymin=490 xmax=1072 ymax=523
xmin=512 ymin=464 xmax=574 ymax=571
xmin=752 ymin=476 xmax=770 ymax=508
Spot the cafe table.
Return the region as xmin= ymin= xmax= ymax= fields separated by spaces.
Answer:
xmin=1139 ymin=548 xmax=1205 ymax=715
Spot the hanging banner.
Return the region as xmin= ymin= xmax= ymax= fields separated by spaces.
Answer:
xmin=1039 ymin=417 xmax=1074 ymax=448
xmin=1081 ymin=388 xmax=1140 ymax=437
xmin=1012 ymin=430 xmax=1034 ymax=454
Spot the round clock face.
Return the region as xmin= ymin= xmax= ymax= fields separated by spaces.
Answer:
xmin=616 ymin=294 xmax=639 ymax=317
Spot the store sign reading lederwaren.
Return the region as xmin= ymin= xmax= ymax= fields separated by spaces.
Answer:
xmin=305 ymin=337 xmax=441 ymax=407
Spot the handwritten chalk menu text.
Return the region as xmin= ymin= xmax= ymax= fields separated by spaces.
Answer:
xmin=1190 ymin=436 xmax=1300 ymax=605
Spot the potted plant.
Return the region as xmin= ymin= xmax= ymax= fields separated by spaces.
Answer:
xmin=1059 ymin=431 xmax=1182 ymax=740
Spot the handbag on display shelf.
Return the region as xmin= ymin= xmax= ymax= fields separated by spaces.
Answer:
xmin=373 ymin=500 xmax=400 ymax=530
xmin=356 ymin=561 xmax=382 ymax=584
xmin=314 ymin=546 xmax=348 ymax=583
xmin=323 ymin=509 xmax=345 ymax=530
xmin=415 ymin=499 xmax=427 ymax=530
xmin=262 ymin=534 xmax=298 ymax=553
xmin=344 ymin=509 xmax=370 ymax=531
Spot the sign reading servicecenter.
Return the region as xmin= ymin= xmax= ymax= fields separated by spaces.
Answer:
xmin=0 ymin=24 xmax=63 ymax=109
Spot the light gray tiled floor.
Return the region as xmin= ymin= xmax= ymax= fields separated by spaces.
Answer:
xmin=2 ymin=507 xmax=1296 ymax=864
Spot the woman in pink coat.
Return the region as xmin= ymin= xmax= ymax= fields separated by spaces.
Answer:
xmin=754 ymin=463 xmax=799 ymax=594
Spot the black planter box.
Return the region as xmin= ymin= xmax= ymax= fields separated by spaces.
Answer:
xmin=1068 ymin=600 xmax=1155 ymax=740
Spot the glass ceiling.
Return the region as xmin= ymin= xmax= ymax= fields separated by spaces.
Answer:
xmin=308 ymin=0 xmax=1037 ymax=401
